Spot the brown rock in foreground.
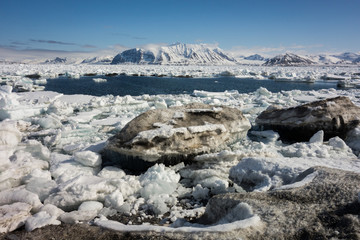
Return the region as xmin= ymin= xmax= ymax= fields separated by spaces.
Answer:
xmin=101 ymin=103 xmax=250 ymax=172
xmin=199 ymin=166 xmax=360 ymax=239
xmin=256 ymin=96 xmax=360 ymax=142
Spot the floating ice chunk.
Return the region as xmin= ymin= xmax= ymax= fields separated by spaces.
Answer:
xmin=68 ymin=109 xmax=102 ymax=123
xmin=281 ymin=142 xmax=332 ymax=159
xmin=45 ymin=175 xmax=117 ymax=211
xmin=57 ymin=94 xmax=94 ymax=105
xmin=37 ymin=115 xmax=62 ymax=129
xmin=74 ymin=150 xmax=102 ymax=167
xmin=23 ymin=169 xmax=52 ymax=183
xmin=197 ymin=176 xmax=229 ymax=194
xmin=146 ymin=194 xmax=170 ymax=215
xmin=192 ymin=184 xmax=209 ymax=200
xmin=0 ymin=151 xmax=49 ymax=191
xmin=25 ymin=177 xmax=57 ymax=202
xmin=34 ymin=78 xmax=47 ymax=85
xmin=50 ymin=154 xmax=98 ymax=183
xmin=17 ymin=91 xmax=62 ymax=104
xmin=107 ymin=176 xmax=141 ymax=199
xmin=40 ymin=204 xmax=64 ymax=218
xmin=0 ymin=120 xmax=21 ymax=165
xmin=0 ymin=85 xmax=13 ymax=94
xmin=256 ymin=87 xmax=272 ymax=97
xmin=60 ymin=209 xmax=99 ymax=224
xmin=59 ymin=201 xmax=104 ymax=224
xmin=154 ymin=99 xmax=167 ymax=109
xmin=309 ymin=130 xmax=324 ymax=144
xmin=0 ymin=86 xmax=20 ymax=117
xmin=0 ymin=188 xmax=43 ymax=212
xmin=43 ymin=129 xmax=62 ymax=147
xmin=98 ymin=166 xmax=126 ymax=179
xmin=93 ymin=78 xmax=107 ymax=83
xmin=20 ymin=140 xmax=51 ymax=162
xmin=104 ymin=190 xmax=124 ymax=211
xmin=78 ymin=201 xmax=103 ymax=212
xmin=0 ymin=202 xmax=32 ymax=233
xmin=62 ymin=143 xmax=86 ymax=154
xmin=25 ymin=211 xmax=61 ymax=232
xmin=47 ymin=100 xmax=74 ymax=116
xmin=328 ymin=136 xmax=349 ymax=150
xmin=139 ymin=164 xmax=180 ymax=199
xmin=90 ymin=116 xmax=123 ymax=126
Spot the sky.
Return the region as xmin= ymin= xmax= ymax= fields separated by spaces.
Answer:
xmin=0 ymin=0 xmax=359 ymax=60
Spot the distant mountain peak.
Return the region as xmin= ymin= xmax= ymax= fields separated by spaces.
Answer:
xmin=81 ymin=56 xmax=113 ymax=64
xmin=263 ymin=53 xmax=316 ymax=66
xmin=111 ymin=43 xmax=237 ymax=65
xmin=44 ymin=57 xmax=67 ymax=64
xmin=244 ymin=54 xmax=266 ymax=61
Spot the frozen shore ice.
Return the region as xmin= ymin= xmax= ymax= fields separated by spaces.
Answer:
xmin=0 ymin=64 xmax=360 ymax=234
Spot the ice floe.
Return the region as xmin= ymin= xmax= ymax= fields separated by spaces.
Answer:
xmin=0 ymin=64 xmax=360 ymax=235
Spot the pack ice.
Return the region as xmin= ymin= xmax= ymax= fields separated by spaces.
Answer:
xmin=0 ymin=64 xmax=360 ymax=238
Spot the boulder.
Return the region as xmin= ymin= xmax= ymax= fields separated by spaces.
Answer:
xmin=198 ymin=166 xmax=360 ymax=239
xmin=101 ymin=103 xmax=251 ymax=172
xmin=256 ymin=96 xmax=360 ymax=142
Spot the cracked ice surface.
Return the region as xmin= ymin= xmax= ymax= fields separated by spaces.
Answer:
xmin=0 ymin=64 xmax=360 ymax=234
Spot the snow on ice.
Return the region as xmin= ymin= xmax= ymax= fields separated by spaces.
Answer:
xmin=0 ymin=64 xmax=360 ymax=234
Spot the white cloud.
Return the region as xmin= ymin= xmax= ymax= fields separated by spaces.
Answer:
xmin=0 ymin=44 xmax=130 ymax=63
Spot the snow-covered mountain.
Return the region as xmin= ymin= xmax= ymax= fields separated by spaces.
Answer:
xmin=81 ymin=56 xmax=113 ymax=64
xmin=111 ymin=43 xmax=237 ymax=65
xmin=44 ymin=57 xmax=67 ymax=64
xmin=309 ymin=55 xmax=345 ymax=65
xmin=244 ymin=54 xmax=267 ymax=61
xmin=332 ymin=52 xmax=360 ymax=62
xmin=263 ymin=53 xmax=316 ymax=66
xmin=353 ymin=57 xmax=360 ymax=64
xmin=309 ymin=53 xmax=360 ymax=65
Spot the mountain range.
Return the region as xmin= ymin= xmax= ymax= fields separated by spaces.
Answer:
xmin=4 ymin=43 xmax=359 ymax=66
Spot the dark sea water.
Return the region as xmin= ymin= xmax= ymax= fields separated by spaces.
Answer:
xmin=44 ymin=76 xmax=338 ymax=96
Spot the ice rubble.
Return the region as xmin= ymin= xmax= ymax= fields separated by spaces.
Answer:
xmin=0 ymin=66 xmax=360 ymax=233
xmin=1 ymin=63 xmax=360 ymax=85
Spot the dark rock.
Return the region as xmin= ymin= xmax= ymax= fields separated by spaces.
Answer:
xmin=198 ymin=166 xmax=360 ymax=239
xmin=84 ymin=73 xmax=97 ymax=76
xmin=255 ymin=96 xmax=360 ymax=142
xmin=244 ymin=54 xmax=267 ymax=61
xmin=25 ymin=74 xmax=41 ymax=79
xmin=44 ymin=57 xmax=67 ymax=64
xmin=263 ymin=53 xmax=316 ymax=66
xmin=111 ymin=48 xmax=155 ymax=64
xmin=105 ymin=73 xmax=118 ymax=77
xmin=101 ymin=103 xmax=250 ymax=173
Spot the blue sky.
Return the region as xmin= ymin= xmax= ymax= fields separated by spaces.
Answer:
xmin=0 ymin=0 xmax=359 ymax=59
